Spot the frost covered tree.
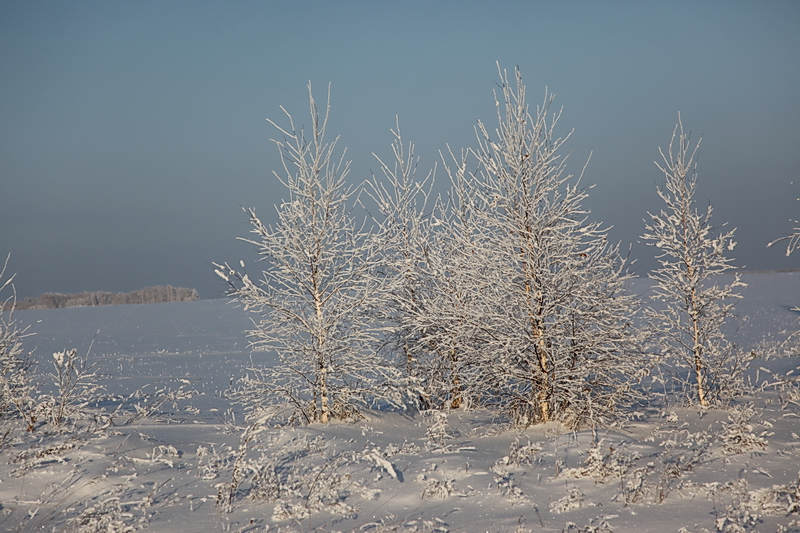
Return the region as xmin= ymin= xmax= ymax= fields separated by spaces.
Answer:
xmin=0 ymin=254 xmax=36 ymax=432
xmin=390 ymin=67 xmax=647 ymax=427
xmin=459 ymin=67 xmax=646 ymax=427
xmin=642 ymin=116 xmax=746 ymax=407
xmin=366 ymin=125 xmax=485 ymax=411
xmin=767 ymin=181 xmax=799 ymax=256
xmin=215 ymin=85 xmax=406 ymax=424
xmin=368 ymin=125 xmax=511 ymax=412
xmin=365 ymin=124 xmax=443 ymax=406
xmin=405 ymin=181 xmax=484 ymax=411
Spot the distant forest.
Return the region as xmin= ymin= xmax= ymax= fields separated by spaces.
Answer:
xmin=5 ymin=285 xmax=200 ymax=311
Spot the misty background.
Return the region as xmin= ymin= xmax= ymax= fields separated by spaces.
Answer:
xmin=1 ymin=0 xmax=798 ymax=300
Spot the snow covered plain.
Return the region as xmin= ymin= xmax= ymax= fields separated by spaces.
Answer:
xmin=2 ymin=271 xmax=799 ymax=533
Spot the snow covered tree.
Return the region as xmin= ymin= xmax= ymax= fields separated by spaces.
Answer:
xmin=0 ymin=254 xmax=36 ymax=432
xmin=368 ymin=128 xmax=504 ymax=412
xmin=767 ymin=181 xmax=799 ymax=256
xmin=457 ymin=67 xmax=646 ymax=428
xmin=389 ymin=66 xmax=647 ymax=427
xmin=215 ymin=85 xmax=406 ymax=424
xmin=365 ymin=124 xmax=445 ymax=407
xmin=642 ymin=116 xmax=746 ymax=407
xmin=405 ymin=177 xmax=485 ymax=411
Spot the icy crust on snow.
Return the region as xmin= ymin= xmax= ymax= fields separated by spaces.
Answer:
xmin=1 ymin=272 xmax=799 ymax=532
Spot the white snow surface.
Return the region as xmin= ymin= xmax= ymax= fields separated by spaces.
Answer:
xmin=1 ymin=272 xmax=798 ymax=533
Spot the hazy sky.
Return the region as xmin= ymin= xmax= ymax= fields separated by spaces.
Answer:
xmin=1 ymin=1 xmax=799 ymax=300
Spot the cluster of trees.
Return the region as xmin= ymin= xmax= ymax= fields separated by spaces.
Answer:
xmin=216 ymin=67 xmax=755 ymax=429
xmin=7 ymin=285 xmax=199 ymax=311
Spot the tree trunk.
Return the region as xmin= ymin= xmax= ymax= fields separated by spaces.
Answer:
xmin=315 ymin=286 xmax=330 ymax=423
xmin=692 ymin=305 xmax=708 ymax=407
xmin=319 ymin=362 xmax=329 ymax=423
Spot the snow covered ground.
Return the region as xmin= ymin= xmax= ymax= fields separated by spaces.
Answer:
xmin=2 ymin=271 xmax=799 ymax=532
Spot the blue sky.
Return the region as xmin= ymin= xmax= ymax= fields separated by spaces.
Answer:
xmin=1 ymin=0 xmax=799 ymax=299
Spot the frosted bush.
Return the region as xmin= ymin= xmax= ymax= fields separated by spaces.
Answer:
xmin=489 ymin=460 xmax=527 ymax=501
xmin=719 ymin=404 xmax=770 ymax=455
xmin=132 ymin=444 xmax=181 ymax=469
xmin=217 ymin=426 xmax=374 ymax=519
xmin=563 ymin=518 xmax=614 ymax=533
xmin=35 ymin=347 xmax=105 ymax=432
xmin=363 ymin=447 xmax=401 ymax=480
xmin=559 ymin=428 xmax=714 ymax=505
xmin=271 ymin=502 xmax=311 ymax=521
xmin=402 ymin=517 xmax=450 ymax=533
xmin=560 ymin=439 xmax=638 ymax=481
xmin=422 ymin=410 xmax=454 ymax=450
xmin=196 ymin=444 xmax=235 ymax=481
xmin=653 ymin=427 xmax=713 ymax=503
xmin=704 ymin=476 xmax=800 ymax=533
xmin=123 ymin=379 xmax=198 ymax=425
xmin=505 ymin=435 xmax=543 ymax=466
xmin=486 ymin=437 xmax=542 ymax=502
xmin=550 ymin=487 xmax=586 ymax=514
xmin=727 ymin=474 xmax=800 ymax=517
xmin=715 ymin=507 xmax=761 ymax=533
xmin=419 ymin=477 xmax=456 ymax=499
xmin=66 ymin=496 xmax=135 ymax=533
xmin=745 ymin=481 xmax=800 ymax=516
xmin=559 ymin=440 xmax=651 ymax=504
xmin=10 ymin=439 xmax=79 ymax=476
xmin=383 ymin=439 xmax=420 ymax=457
xmin=360 ymin=516 xmax=450 ymax=533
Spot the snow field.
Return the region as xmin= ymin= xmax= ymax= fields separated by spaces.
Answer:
xmin=0 ymin=271 xmax=798 ymax=532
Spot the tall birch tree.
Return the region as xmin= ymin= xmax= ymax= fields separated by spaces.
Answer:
xmin=642 ymin=116 xmax=746 ymax=407
xmin=215 ymin=85 xmax=404 ymax=424
xmin=396 ymin=66 xmax=647 ymax=427
xmin=365 ymin=126 xmax=447 ymax=407
xmin=461 ymin=67 xmax=646 ymax=428
xmin=368 ymin=127 xmax=486 ymax=411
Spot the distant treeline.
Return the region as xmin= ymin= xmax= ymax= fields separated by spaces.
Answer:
xmin=6 ymin=285 xmax=200 ymax=311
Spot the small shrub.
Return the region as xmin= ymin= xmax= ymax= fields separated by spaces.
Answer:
xmin=67 ymin=496 xmax=135 ymax=533
xmin=422 ymin=410 xmax=454 ymax=450
xmin=217 ymin=426 xmax=365 ymax=518
xmin=719 ymin=404 xmax=770 ymax=455
xmin=419 ymin=477 xmax=456 ymax=499
xmin=44 ymin=348 xmax=104 ymax=430
xmin=550 ymin=487 xmax=586 ymax=514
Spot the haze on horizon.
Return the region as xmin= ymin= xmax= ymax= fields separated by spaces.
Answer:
xmin=1 ymin=0 xmax=799 ymax=300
